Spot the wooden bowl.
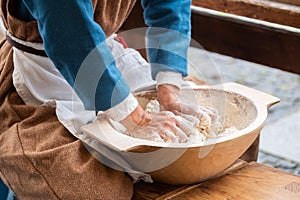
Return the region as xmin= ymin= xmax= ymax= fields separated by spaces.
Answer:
xmin=81 ymin=82 xmax=280 ymax=185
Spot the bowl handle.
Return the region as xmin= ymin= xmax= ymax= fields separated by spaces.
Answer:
xmin=80 ymin=119 xmax=160 ymax=152
xmin=221 ymin=82 xmax=280 ymax=108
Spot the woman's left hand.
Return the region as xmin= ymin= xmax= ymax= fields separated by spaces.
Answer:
xmin=157 ymin=84 xmax=217 ymax=121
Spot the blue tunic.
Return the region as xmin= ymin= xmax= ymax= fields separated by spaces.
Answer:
xmin=14 ymin=0 xmax=191 ymax=111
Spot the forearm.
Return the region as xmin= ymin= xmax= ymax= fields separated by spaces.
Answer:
xmin=22 ymin=0 xmax=131 ymax=111
xmin=142 ymin=0 xmax=191 ymax=79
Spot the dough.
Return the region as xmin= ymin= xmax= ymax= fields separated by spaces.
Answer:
xmin=145 ymin=100 xmax=238 ymax=143
xmin=108 ymin=99 xmax=239 ymax=144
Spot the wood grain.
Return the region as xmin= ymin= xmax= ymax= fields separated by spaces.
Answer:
xmin=192 ymin=0 xmax=300 ymax=28
xmin=121 ymin=2 xmax=300 ymax=75
xmin=133 ymin=182 xmax=181 ymax=200
xmin=133 ymin=162 xmax=300 ymax=200
xmin=171 ymin=162 xmax=300 ymax=199
xmin=191 ymin=8 xmax=300 ymax=74
xmin=270 ymin=0 xmax=300 ymax=6
xmin=133 ymin=159 xmax=247 ymax=199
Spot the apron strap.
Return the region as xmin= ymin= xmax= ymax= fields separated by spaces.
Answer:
xmin=6 ymin=33 xmax=127 ymax=57
xmin=6 ymin=33 xmax=48 ymax=57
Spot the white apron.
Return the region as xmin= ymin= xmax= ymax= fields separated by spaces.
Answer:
xmin=8 ymin=31 xmax=154 ymax=182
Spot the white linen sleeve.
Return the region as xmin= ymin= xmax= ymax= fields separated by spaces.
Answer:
xmin=104 ymin=93 xmax=138 ymax=122
xmin=155 ymin=71 xmax=183 ymax=89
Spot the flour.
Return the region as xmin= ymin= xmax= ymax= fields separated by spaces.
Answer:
xmin=108 ymin=99 xmax=240 ymax=144
xmin=145 ymin=99 xmax=239 ymax=143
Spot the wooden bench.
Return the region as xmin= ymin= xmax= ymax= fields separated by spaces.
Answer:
xmin=121 ymin=0 xmax=300 ymax=74
xmin=133 ymin=160 xmax=300 ymax=199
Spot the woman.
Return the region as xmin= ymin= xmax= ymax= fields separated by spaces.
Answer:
xmin=0 ymin=0 xmax=217 ymax=199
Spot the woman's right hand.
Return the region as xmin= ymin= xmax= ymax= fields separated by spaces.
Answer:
xmin=120 ymin=106 xmax=192 ymax=143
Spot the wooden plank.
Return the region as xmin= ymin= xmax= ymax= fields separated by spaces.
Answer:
xmin=191 ymin=7 xmax=300 ymax=74
xmin=192 ymin=0 xmax=300 ymax=28
xmin=133 ymin=159 xmax=248 ymax=200
xmin=272 ymin=0 xmax=300 ymax=6
xmin=133 ymin=182 xmax=183 ymax=200
xmin=133 ymin=162 xmax=300 ymax=199
xmin=121 ymin=2 xmax=300 ymax=74
xmin=170 ymin=162 xmax=300 ymax=199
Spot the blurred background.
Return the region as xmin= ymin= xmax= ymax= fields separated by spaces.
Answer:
xmin=188 ymin=46 xmax=300 ymax=176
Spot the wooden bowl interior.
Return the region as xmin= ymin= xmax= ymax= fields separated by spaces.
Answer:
xmin=136 ymin=88 xmax=258 ymax=134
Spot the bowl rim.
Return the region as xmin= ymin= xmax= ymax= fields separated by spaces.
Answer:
xmin=80 ymin=82 xmax=278 ymax=151
xmin=132 ymin=87 xmax=267 ymax=148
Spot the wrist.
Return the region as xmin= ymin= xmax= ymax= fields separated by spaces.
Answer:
xmin=157 ymin=84 xmax=180 ymax=111
xmin=156 ymin=71 xmax=182 ymax=89
xmin=120 ymin=105 xmax=151 ymax=131
xmin=158 ymin=84 xmax=179 ymax=99
xmin=104 ymin=93 xmax=138 ymax=121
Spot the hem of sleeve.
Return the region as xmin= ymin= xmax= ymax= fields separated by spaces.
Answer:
xmin=104 ymin=93 xmax=138 ymax=121
xmin=155 ymin=71 xmax=182 ymax=89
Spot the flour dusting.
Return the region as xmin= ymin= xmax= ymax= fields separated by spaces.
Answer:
xmin=144 ymin=99 xmax=239 ymax=143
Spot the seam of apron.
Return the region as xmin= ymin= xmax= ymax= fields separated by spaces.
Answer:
xmin=16 ymin=123 xmax=62 ymax=200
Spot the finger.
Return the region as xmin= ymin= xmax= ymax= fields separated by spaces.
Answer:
xmin=152 ymin=111 xmax=178 ymax=124
xmin=130 ymin=129 xmax=164 ymax=143
xmin=198 ymin=106 xmax=217 ymax=120
xmin=159 ymin=129 xmax=178 ymax=143
xmin=180 ymin=114 xmax=200 ymax=127
xmin=147 ymin=133 xmax=164 ymax=143
xmin=199 ymin=112 xmax=212 ymax=126
xmin=172 ymin=110 xmax=181 ymax=116
xmin=162 ymin=119 xmax=188 ymax=142
xmin=178 ymin=103 xmax=217 ymax=121
xmin=193 ymin=108 xmax=213 ymax=125
xmin=175 ymin=102 xmax=193 ymax=114
xmin=156 ymin=111 xmax=176 ymax=117
xmin=175 ymin=116 xmax=197 ymax=136
xmin=174 ymin=126 xmax=188 ymax=143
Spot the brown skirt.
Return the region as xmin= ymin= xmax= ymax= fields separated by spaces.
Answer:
xmin=0 ymin=39 xmax=133 ymax=199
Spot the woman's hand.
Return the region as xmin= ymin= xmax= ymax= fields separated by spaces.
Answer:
xmin=119 ymin=105 xmax=191 ymax=143
xmin=157 ymin=84 xmax=217 ymax=121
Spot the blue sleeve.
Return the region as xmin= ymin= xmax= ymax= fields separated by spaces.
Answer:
xmin=22 ymin=0 xmax=131 ymax=111
xmin=141 ymin=0 xmax=191 ymax=79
